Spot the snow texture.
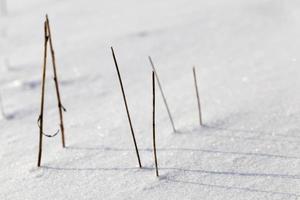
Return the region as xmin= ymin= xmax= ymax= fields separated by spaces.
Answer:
xmin=1 ymin=0 xmax=300 ymax=199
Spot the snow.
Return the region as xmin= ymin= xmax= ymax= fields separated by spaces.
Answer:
xmin=1 ymin=0 xmax=300 ymax=199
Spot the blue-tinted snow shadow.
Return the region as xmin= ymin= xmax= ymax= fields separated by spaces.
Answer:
xmin=66 ymin=146 xmax=300 ymax=160
xmin=174 ymin=109 xmax=300 ymax=142
xmin=161 ymin=167 xmax=300 ymax=180
xmin=42 ymin=165 xmax=149 ymax=172
xmin=41 ymin=165 xmax=300 ymax=198
xmin=42 ymin=165 xmax=300 ymax=180
xmin=1 ymin=113 xmax=16 ymax=120
xmin=21 ymin=75 xmax=88 ymax=90
xmin=174 ymin=124 xmax=300 ymax=144
xmin=164 ymin=178 xmax=299 ymax=199
xmin=0 ymin=107 xmax=36 ymax=121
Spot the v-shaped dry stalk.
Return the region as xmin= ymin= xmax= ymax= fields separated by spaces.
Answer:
xmin=37 ymin=16 xmax=66 ymax=167
xmin=45 ymin=15 xmax=66 ymax=147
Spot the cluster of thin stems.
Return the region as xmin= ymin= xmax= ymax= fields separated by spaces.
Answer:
xmin=36 ymin=16 xmax=203 ymax=177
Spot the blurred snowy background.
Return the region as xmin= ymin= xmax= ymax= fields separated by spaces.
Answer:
xmin=1 ymin=0 xmax=300 ymax=199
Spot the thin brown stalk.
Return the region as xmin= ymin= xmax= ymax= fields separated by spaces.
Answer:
xmin=37 ymin=21 xmax=49 ymax=167
xmin=193 ymin=67 xmax=203 ymax=126
xmin=111 ymin=47 xmax=142 ymax=168
xmin=152 ymin=71 xmax=159 ymax=177
xmin=45 ymin=15 xmax=66 ymax=148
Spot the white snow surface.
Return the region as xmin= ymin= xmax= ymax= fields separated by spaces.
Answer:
xmin=1 ymin=0 xmax=300 ymax=199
